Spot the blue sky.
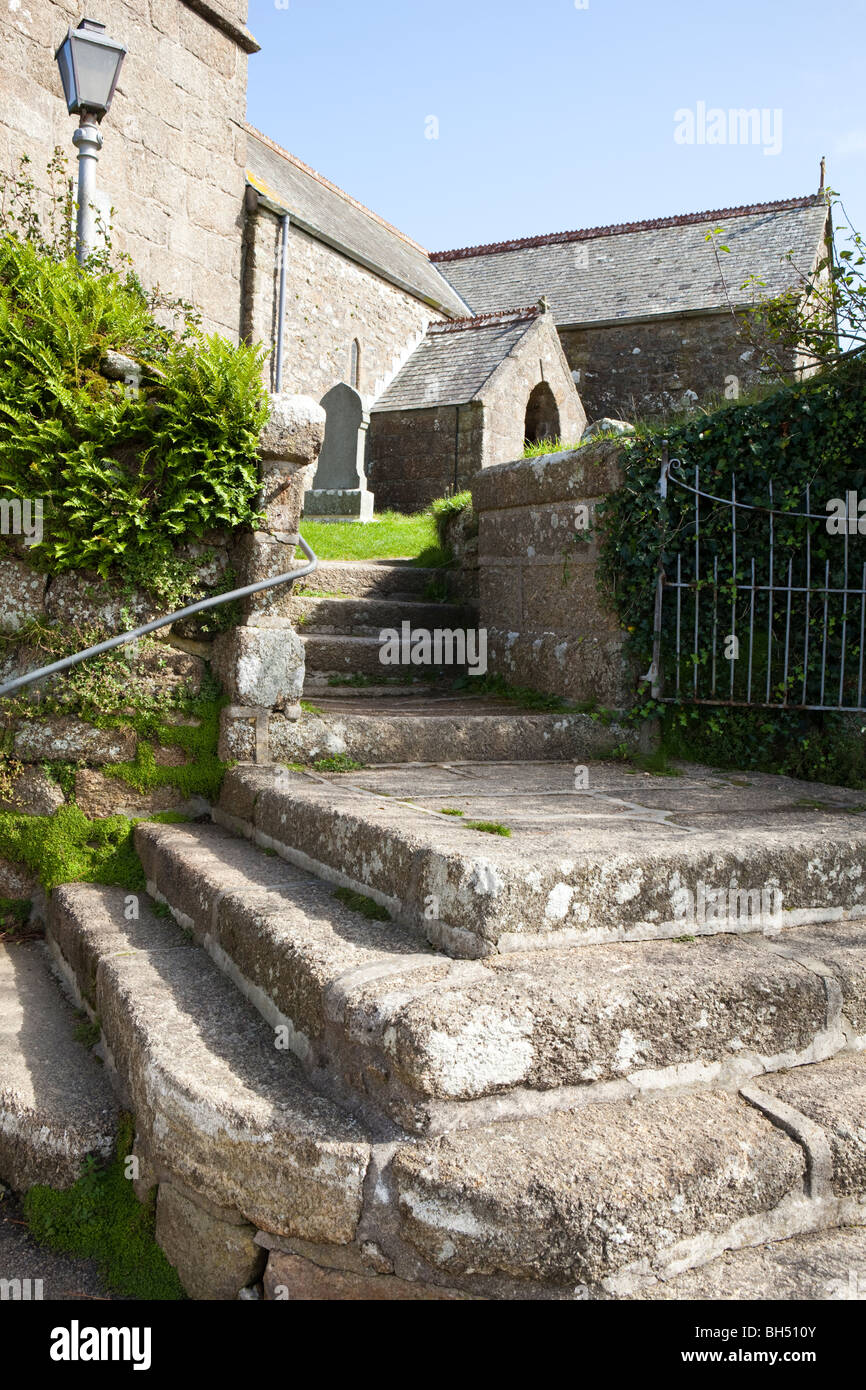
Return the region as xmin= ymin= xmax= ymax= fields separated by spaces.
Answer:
xmin=246 ymin=0 xmax=865 ymax=255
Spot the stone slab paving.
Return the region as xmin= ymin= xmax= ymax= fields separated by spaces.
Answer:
xmin=218 ymin=760 xmax=866 ymax=956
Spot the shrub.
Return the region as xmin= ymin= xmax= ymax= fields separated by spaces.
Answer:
xmin=0 ymin=232 xmax=267 ymax=603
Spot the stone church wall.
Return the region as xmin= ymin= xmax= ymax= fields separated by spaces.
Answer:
xmin=244 ymin=204 xmax=443 ymax=402
xmin=0 ymin=0 xmax=253 ymax=339
xmin=559 ymin=311 xmax=774 ymax=422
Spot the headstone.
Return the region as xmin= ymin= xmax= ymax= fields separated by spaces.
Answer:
xmin=306 ymin=383 xmax=374 ymax=522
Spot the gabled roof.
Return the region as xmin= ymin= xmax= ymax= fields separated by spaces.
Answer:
xmin=371 ymin=307 xmax=543 ymax=412
xmin=246 ymin=126 xmax=469 ymax=318
xmin=431 ymin=196 xmax=829 ymax=326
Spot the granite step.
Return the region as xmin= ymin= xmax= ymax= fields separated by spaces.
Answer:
xmin=274 ymin=703 xmax=635 ymax=765
xmin=292 ymin=595 xmax=477 ymax=637
xmin=297 ymin=560 xmax=451 ymax=601
xmin=215 ymin=761 xmax=866 ymax=959
xmin=134 ymin=820 xmax=865 ymax=1135
xmin=0 ymin=941 xmax=117 ymax=1192
xmin=302 ymin=632 xmax=465 ymax=679
xmin=45 ymin=882 xmax=866 ymax=1298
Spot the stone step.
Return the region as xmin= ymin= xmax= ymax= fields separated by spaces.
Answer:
xmin=269 ymin=704 xmax=639 ymax=765
xmin=134 ymin=820 xmax=866 ymax=1134
xmin=298 ymin=561 xmax=450 ymax=600
xmin=292 ymin=595 xmax=477 ymax=636
xmin=0 ymin=941 xmax=117 ymax=1192
xmin=46 ymin=883 xmax=371 ymax=1244
xmin=215 ymin=761 xmax=866 ymax=959
xmin=634 ymin=1223 xmax=866 ymax=1300
xmin=42 ymin=883 xmax=866 ymax=1297
xmin=303 ymin=633 xmax=465 ymax=678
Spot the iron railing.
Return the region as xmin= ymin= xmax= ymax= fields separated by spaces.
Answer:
xmin=0 ymin=535 xmax=318 ymax=699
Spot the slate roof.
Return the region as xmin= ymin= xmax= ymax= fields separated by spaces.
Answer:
xmin=246 ymin=127 xmax=469 ymax=318
xmin=431 ymin=196 xmax=829 ymax=326
xmin=370 ymin=308 xmax=542 ymax=412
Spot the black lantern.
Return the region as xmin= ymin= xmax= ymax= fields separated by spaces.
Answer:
xmin=54 ymin=18 xmax=126 ymax=122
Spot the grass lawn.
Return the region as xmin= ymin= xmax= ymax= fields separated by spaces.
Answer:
xmin=297 ymin=510 xmax=449 ymax=564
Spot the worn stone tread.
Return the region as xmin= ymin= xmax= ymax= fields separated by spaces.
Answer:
xmin=0 ymin=942 xmax=117 ymax=1191
xmin=134 ymin=822 xmax=864 ymax=1135
xmin=217 ymin=761 xmax=866 ymax=956
xmin=302 ymin=561 xmax=450 ymax=600
xmin=266 ymin=708 xmax=631 ymax=767
xmin=302 ymin=632 xmax=460 ymax=677
xmin=48 ymin=884 xmax=370 ymax=1243
xmin=291 ymin=595 xmax=476 ymax=636
xmin=635 ymin=1223 xmax=866 ymax=1300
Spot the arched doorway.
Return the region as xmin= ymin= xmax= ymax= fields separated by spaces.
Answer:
xmin=524 ymin=382 xmax=560 ymax=445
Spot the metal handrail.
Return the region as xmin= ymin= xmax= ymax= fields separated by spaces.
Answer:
xmin=0 ymin=535 xmax=318 ymax=698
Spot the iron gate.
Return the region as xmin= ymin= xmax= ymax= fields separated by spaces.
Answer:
xmin=646 ymin=448 xmax=866 ymax=711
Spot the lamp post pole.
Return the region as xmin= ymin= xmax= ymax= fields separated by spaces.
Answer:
xmin=72 ymin=113 xmax=103 ymax=265
xmin=54 ymin=18 xmax=126 ymax=266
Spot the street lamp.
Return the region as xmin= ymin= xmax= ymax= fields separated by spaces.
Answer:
xmin=54 ymin=19 xmax=126 ymax=265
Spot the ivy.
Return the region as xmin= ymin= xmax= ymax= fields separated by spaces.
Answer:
xmin=598 ymin=356 xmax=866 ymax=783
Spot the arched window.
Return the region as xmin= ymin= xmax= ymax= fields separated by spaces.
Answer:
xmin=350 ymin=339 xmax=361 ymax=390
xmin=524 ymin=381 xmax=560 ymax=445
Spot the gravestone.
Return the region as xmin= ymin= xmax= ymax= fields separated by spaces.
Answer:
xmin=305 ymin=383 xmax=374 ymax=522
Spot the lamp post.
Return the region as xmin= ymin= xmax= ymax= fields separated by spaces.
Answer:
xmin=54 ymin=18 xmax=126 ymax=265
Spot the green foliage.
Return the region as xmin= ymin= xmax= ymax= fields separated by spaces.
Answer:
xmin=464 ymin=820 xmax=511 ymax=836
xmin=439 ymin=807 xmax=464 ymax=816
xmin=431 ymin=490 xmax=473 ymax=548
xmin=522 ymin=435 xmax=583 ymax=457
xmin=0 ymin=231 xmax=267 ymax=603
xmin=0 ymin=804 xmax=144 ymax=892
xmin=0 ymin=804 xmax=184 ymax=893
xmin=708 ymin=191 xmax=866 ymax=373
xmin=332 ymin=886 xmax=391 ymax=921
xmin=0 ymin=896 xmax=32 ymax=940
xmin=313 ymin=754 xmax=365 ymax=772
xmin=102 ymin=692 xmax=227 ymax=801
xmin=23 ymin=1114 xmax=186 ymax=1300
xmin=600 ymin=356 xmax=866 ymax=696
xmin=658 ymin=703 xmax=866 ymax=788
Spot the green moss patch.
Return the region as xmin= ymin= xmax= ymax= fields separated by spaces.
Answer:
xmin=333 ymin=887 xmax=391 ymax=922
xmin=464 ymin=820 xmax=511 ymax=837
xmin=0 ymin=804 xmax=186 ymax=893
xmin=23 ymin=1115 xmax=186 ymax=1300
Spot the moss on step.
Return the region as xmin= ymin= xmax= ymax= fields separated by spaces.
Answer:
xmin=313 ymin=755 xmax=364 ymax=773
xmin=23 ymin=1115 xmax=187 ymax=1301
xmin=333 ymin=887 xmax=391 ymax=922
xmin=0 ymin=804 xmax=187 ymax=893
xmin=464 ymin=820 xmax=511 ymax=837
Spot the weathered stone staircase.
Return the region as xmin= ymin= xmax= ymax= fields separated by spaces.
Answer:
xmin=263 ymin=559 xmax=637 ymax=766
xmin=7 ymin=757 xmax=865 ymax=1300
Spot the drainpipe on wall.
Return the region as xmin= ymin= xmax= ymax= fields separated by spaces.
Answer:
xmin=274 ymin=211 xmax=289 ymax=393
